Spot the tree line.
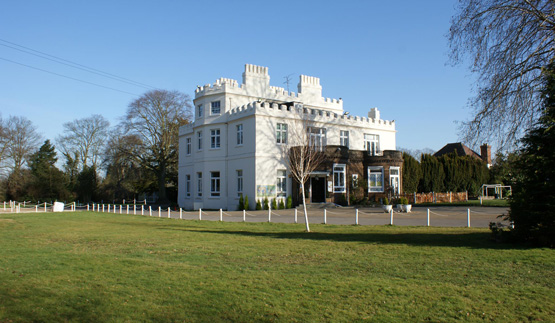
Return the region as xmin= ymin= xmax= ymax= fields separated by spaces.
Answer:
xmin=0 ymin=90 xmax=192 ymax=205
xmin=402 ymin=152 xmax=490 ymax=195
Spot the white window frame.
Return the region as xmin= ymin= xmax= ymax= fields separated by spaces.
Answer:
xmin=210 ymin=129 xmax=221 ymax=149
xmin=390 ymin=166 xmax=400 ymax=195
xmin=277 ymin=170 xmax=287 ymax=197
xmin=364 ymin=134 xmax=380 ymax=156
xmin=186 ymin=137 xmax=191 ymax=155
xmin=237 ymin=170 xmax=243 ymax=197
xmin=333 ymin=164 xmax=346 ymax=193
xmin=309 ymin=127 xmax=326 ymax=151
xmin=236 ymin=124 xmax=243 ymax=146
xmin=197 ymin=104 xmax=203 ymax=117
xmin=211 ymin=101 xmax=221 ymax=115
xmin=210 ymin=171 xmax=221 ymax=197
xmin=185 ymin=174 xmax=191 ymax=197
xmin=276 ymin=123 xmax=288 ymax=144
xmin=340 ymin=130 xmax=349 ymax=148
xmin=368 ymin=166 xmax=384 ymax=192
xmin=197 ymin=131 xmax=203 ymax=151
xmin=197 ymin=172 xmax=203 ymax=197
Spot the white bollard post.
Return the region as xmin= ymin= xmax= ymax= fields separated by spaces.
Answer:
xmin=102 ymin=204 xmax=105 ymax=212
xmin=114 ymin=205 xmax=117 ymax=214
xmin=158 ymin=206 xmax=161 ymax=218
xmin=294 ymin=208 xmax=298 ymax=224
xmin=324 ymin=209 xmax=327 ymax=224
xmin=389 ymin=209 xmax=394 ymax=225
xmin=219 ymin=209 xmax=223 ymax=221
xmin=74 ymin=202 xmax=76 ymax=211
xmin=356 ymin=209 xmax=359 ymax=225
xmin=87 ymin=204 xmax=90 ymax=211
xmin=427 ymin=209 xmax=430 ymax=227
xmin=149 ymin=206 xmax=152 ymax=216
xmin=199 ymin=208 xmax=202 ymax=220
xmin=119 ymin=205 xmax=122 ymax=214
xmin=168 ymin=208 xmax=171 ymax=218
xmin=35 ymin=205 xmax=38 ymax=212
xmin=179 ymin=208 xmax=182 ymax=220
xmin=45 ymin=202 xmax=47 ymax=212
xmin=268 ymin=205 xmax=271 ymax=222
xmin=141 ymin=205 xmax=144 ymax=215
xmin=467 ymin=208 xmax=471 ymax=227
xmin=243 ymin=209 xmax=246 ymax=222
xmin=134 ymin=205 xmax=136 ymax=215
xmin=3 ymin=201 xmax=5 ymax=210
xmin=127 ymin=205 xmax=129 ymax=214
xmin=18 ymin=203 xmax=21 ymax=213
xmin=108 ymin=204 xmax=111 ymax=213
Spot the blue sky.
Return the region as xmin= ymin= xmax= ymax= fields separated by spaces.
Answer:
xmin=0 ymin=0 xmax=474 ymax=152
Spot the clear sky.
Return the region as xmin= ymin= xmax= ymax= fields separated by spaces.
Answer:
xmin=0 ymin=0 xmax=475 ymax=153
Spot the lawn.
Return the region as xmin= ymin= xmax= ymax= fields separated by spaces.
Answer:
xmin=1 ymin=212 xmax=553 ymax=322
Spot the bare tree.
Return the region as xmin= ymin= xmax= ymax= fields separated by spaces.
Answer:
xmin=123 ymin=89 xmax=192 ymax=204
xmin=0 ymin=115 xmax=9 ymax=175
xmin=284 ymin=108 xmax=326 ymax=232
xmin=449 ymin=0 xmax=555 ymax=149
xmin=57 ymin=114 xmax=110 ymax=170
xmin=5 ymin=116 xmax=41 ymax=172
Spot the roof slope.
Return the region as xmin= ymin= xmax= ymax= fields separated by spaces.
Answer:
xmin=433 ymin=142 xmax=481 ymax=159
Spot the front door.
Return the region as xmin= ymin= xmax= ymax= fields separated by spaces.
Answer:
xmin=311 ymin=177 xmax=326 ymax=203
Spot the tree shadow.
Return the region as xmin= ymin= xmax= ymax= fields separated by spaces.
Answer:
xmin=162 ymin=226 xmax=534 ymax=250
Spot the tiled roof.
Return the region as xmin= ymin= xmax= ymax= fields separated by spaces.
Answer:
xmin=433 ymin=142 xmax=481 ymax=159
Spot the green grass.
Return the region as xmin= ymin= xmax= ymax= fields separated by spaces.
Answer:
xmin=1 ymin=212 xmax=553 ymax=322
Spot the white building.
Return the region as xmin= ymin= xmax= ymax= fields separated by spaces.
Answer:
xmin=178 ymin=64 xmax=402 ymax=210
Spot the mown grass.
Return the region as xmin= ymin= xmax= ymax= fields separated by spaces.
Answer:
xmin=0 ymin=212 xmax=553 ymax=322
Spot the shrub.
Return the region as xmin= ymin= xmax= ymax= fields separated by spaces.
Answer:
xmin=255 ymin=199 xmax=262 ymax=210
xmin=383 ymin=197 xmax=390 ymax=205
xmin=271 ymin=198 xmax=277 ymax=210
xmin=244 ymin=195 xmax=249 ymax=211
xmin=278 ymin=199 xmax=285 ymax=209
xmin=263 ymin=197 xmax=269 ymax=210
xmin=286 ymin=196 xmax=292 ymax=209
xmin=238 ymin=195 xmax=244 ymax=211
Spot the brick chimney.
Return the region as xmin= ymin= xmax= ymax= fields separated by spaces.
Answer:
xmin=480 ymin=144 xmax=492 ymax=167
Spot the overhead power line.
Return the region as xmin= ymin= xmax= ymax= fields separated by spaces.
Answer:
xmin=0 ymin=37 xmax=158 ymax=90
xmin=0 ymin=56 xmax=140 ymax=96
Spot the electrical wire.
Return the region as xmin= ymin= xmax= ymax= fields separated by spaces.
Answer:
xmin=0 ymin=37 xmax=158 ymax=90
xmin=0 ymin=56 xmax=139 ymax=96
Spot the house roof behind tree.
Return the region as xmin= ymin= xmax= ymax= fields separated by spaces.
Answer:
xmin=434 ymin=142 xmax=481 ymax=159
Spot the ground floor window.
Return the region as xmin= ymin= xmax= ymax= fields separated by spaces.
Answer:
xmin=197 ymin=172 xmax=202 ymax=197
xmin=333 ymin=164 xmax=346 ymax=193
xmin=368 ymin=166 xmax=384 ymax=192
xmin=237 ymin=170 xmax=243 ymax=197
xmin=186 ymin=174 xmax=191 ymax=197
xmin=211 ymin=171 xmax=221 ymax=197
xmin=390 ymin=166 xmax=400 ymax=195
xmin=277 ymin=170 xmax=287 ymax=197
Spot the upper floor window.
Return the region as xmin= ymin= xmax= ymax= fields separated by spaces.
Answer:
xmin=340 ymin=130 xmax=349 ymax=148
xmin=277 ymin=170 xmax=287 ymax=197
xmin=197 ymin=104 xmax=203 ymax=117
xmin=309 ymin=127 xmax=326 ymax=151
xmin=368 ymin=166 xmax=384 ymax=192
xmin=211 ymin=101 xmax=221 ymax=115
xmin=276 ymin=123 xmax=288 ymax=144
xmin=197 ymin=131 xmax=203 ymax=150
xmin=333 ymin=164 xmax=346 ymax=193
xmin=236 ymin=124 xmax=243 ymax=145
xmin=364 ymin=134 xmax=380 ymax=156
xmin=210 ymin=129 xmax=221 ymax=149
xmin=211 ymin=171 xmax=221 ymax=197
xmin=186 ymin=137 xmax=192 ymax=155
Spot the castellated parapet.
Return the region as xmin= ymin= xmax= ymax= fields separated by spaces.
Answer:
xmin=194 ymin=64 xmax=344 ymax=112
